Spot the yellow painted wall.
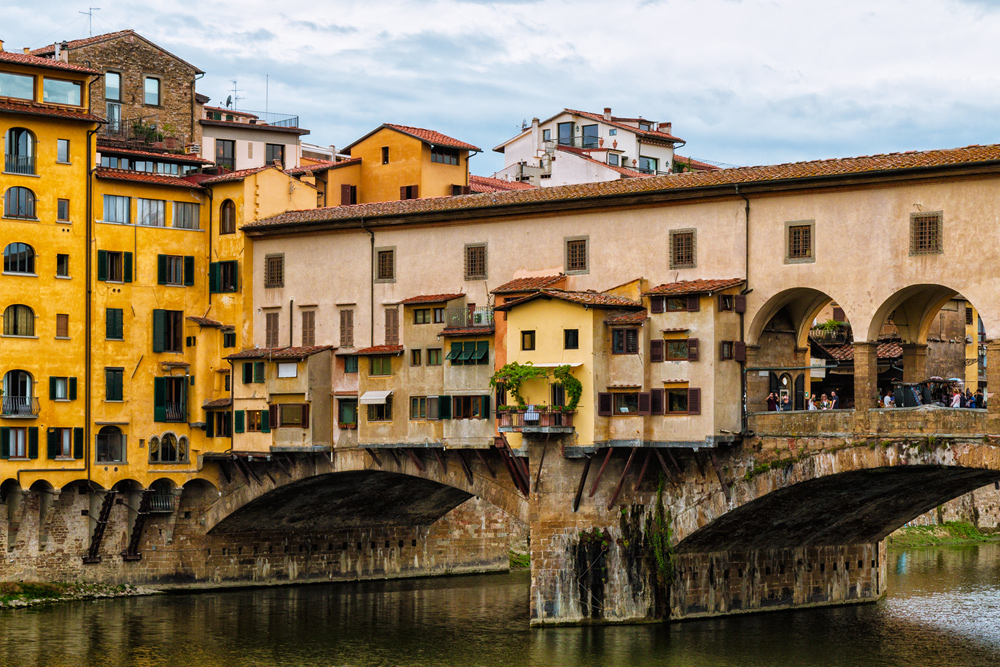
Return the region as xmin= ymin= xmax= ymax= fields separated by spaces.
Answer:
xmin=322 ymin=162 xmax=362 ymax=206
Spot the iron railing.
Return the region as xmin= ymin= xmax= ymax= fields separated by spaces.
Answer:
xmin=1 ymin=396 xmax=39 ymax=417
xmin=445 ymin=306 xmax=494 ymax=329
xmin=4 ymin=154 xmax=35 ymax=175
xmin=165 ymin=401 xmax=186 ymax=423
xmin=498 ymin=409 xmax=574 ymax=431
xmin=147 ymin=493 xmax=175 ymax=513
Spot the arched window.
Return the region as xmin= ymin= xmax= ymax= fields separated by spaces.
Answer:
xmin=4 ymin=187 xmax=36 ymax=219
xmin=3 ymin=243 xmax=34 ymax=274
xmin=219 ymin=199 xmax=236 ymax=235
xmin=96 ymin=425 xmax=125 ymax=463
xmin=2 ymin=369 xmax=34 ymax=416
xmin=4 ymin=128 xmax=35 ymax=175
xmin=150 ymin=432 xmax=185 ymax=463
xmin=3 ymin=304 xmax=35 ymax=336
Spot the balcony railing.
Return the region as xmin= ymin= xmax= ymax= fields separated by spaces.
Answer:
xmin=445 ymin=306 xmax=494 ymax=329
xmin=1 ymin=396 xmax=39 ymax=417
xmin=147 ymin=493 xmax=175 ymax=513
xmin=165 ymin=401 xmax=186 ymax=423
xmin=100 ymin=115 xmax=163 ymax=148
xmin=4 ymin=154 xmax=35 ymax=175
xmin=498 ymin=409 xmax=574 ymax=432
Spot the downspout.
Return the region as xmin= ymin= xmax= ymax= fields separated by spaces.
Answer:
xmin=85 ymin=74 xmax=103 ymax=487
xmin=225 ymin=359 xmax=234 ymax=454
xmin=736 ymin=184 xmax=751 ymax=434
xmin=361 ymin=219 xmax=374 ymax=346
xmin=289 ymin=299 xmax=294 ymax=347
xmin=206 ymin=186 xmax=213 ymax=305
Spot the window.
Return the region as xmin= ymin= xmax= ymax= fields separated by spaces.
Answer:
xmin=150 ymin=433 xmax=188 ymax=463
xmin=154 ymin=376 xmax=187 ymax=422
xmin=608 ymin=153 xmax=620 ymax=166
xmin=57 ymin=198 xmax=70 ymax=221
xmin=97 ymin=250 xmax=131 ymax=283
xmin=48 ymin=427 xmax=77 ymax=459
xmin=57 ymin=139 xmax=70 ymax=163
xmin=173 ymin=201 xmax=199 ymax=229
xmin=370 ymin=356 xmax=392 ymax=376
xmin=4 ymin=128 xmax=35 ymax=174
xmin=967 ymin=306 xmax=974 ymax=326
xmin=105 ymin=368 xmax=123 ymax=401
xmin=431 ymin=147 xmax=459 ymax=165
xmin=565 ymin=236 xmax=588 ymax=274
xmin=264 ymin=254 xmax=284 ymax=288
xmin=720 ymin=341 xmax=735 ymax=361
xmin=786 ymin=221 xmax=814 ymax=262
xmin=265 ymin=312 xmax=279 ymax=348
xmin=43 ymin=78 xmax=81 ymax=105
xmin=1 ymin=427 xmax=31 ymax=459
xmin=209 ymin=260 xmax=238 ymax=293
xmin=669 ymin=229 xmax=696 ymax=269
xmin=106 ymin=308 xmax=123 ymax=340
xmin=105 ymin=72 xmax=121 ymax=101
xmin=158 ymin=255 xmax=185 ymax=286
xmin=667 ymin=389 xmax=689 ymax=414
xmin=277 ymin=362 xmax=298 ymax=378
xmin=242 ymin=361 xmax=266 ymax=383
xmin=376 ymin=248 xmax=395 ymax=281
xmin=649 ymin=295 xmax=701 ymax=313
xmin=612 ymin=328 xmax=639 ymax=355
xmin=411 ymin=349 xmax=422 ymax=366
xmin=582 ymin=124 xmax=599 ymax=148
xmin=137 ymin=198 xmax=166 ymax=226
xmin=446 ymin=341 xmax=488 ymax=366
xmin=464 ymin=243 xmax=487 ymax=280
xmin=638 ymin=156 xmax=658 ymax=173
xmin=4 ymin=242 xmax=34 ymax=274
xmin=106 ymin=100 xmax=121 ymax=132
xmin=433 ymin=307 xmax=445 ymax=324
xmin=367 ymin=398 xmax=392 ymax=422
xmin=340 ymin=184 xmax=358 ymax=205
xmin=381 ymin=146 xmax=390 ymax=164
xmin=427 ymin=348 xmax=442 ymax=365
xmin=245 ymin=410 xmax=266 ymax=433
xmin=216 ymin=139 xmax=235 ymax=170
xmin=400 ymin=185 xmax=419 ymax=200
xmin=339 ymin=399 xmax=358 ymax=426
xmin=4 ymin=186 xmax=35 ymax=219
xmin=344 ymin=355 xmax=359 ymax=373
xmin=208 ymin=412 xmax=232 ymax=438
xmin=56 ymin=254 xmax=69 ymax=278
xmin=414 ymin=308 xmax=431 ymax=324
xmin=557 ymin=122 xmax=574 ymax=146
xmin=55 ymin=313 xmax=69 ymax=338
xmin=152 ymin=309 xmax=184 ymax=353
xmin=453 ymin=395 xmax=489 ymax=419
xmin=410 ymin=396 xmax=428 ymax=419
xmin=666 ymin=340 xmax=690 ymax=361
xmin=542 ymin=128 xmax=552 ymax=142
xmin=639 ymin=122 xmax=651 ymax=131
xmin=340 ymin=309 xmax=354 ymax=346
xmin=265 ymin=143 xmax=285 ymax=167
xmin=385 ymin=307 xmax=399 ymax=345
xmin=564 ymin=329 xmax=579 ymax=350
xmin=223 ymin=331 xmax=236 ymax=347
xmin=50 ymin=376 xmax=69 ymax=400
xmin=911 ymin=212 xmax=943 ymax=255
xmin=521 ymin=330 xmax=535 ymax=350
xmin=301 ymin=310 xmax=315 ymax=346
xmin=0 ymin=72 xmax=34 ymax=100
xmin=95 ymin=426 xmax=125 ymax=462
xmin=3 ymin=304 xmax=34 ymax=336
xmin=614 ymin=393 xmax=640 ymax=414
xmin=220 ymin=199 xmax=236 ymax=234
xmin=103 ymin=195 xmax=130 ymax=223
xmin=144 ymin=77 xmax=160 ymax=105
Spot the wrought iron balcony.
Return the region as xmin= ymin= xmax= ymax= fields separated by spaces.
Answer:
xmin=498 ymin=408 xmax=574 ymax=433
xmin=1 ymin=396 xmax=39 ymax=417
xmin=146 ymin=493 xmax=175 ymax=513
xmin=445 ymin=306 xmax=494 ymax=329
xmin=4 ymin=154 xmax=35 ymax=175
xmin=165 ymin=401 xmax=186 ymax=423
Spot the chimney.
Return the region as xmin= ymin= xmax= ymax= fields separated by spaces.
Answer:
xmin=662 ymin=122 xmax=672 ymax=134
xmin=55 ymin=42 xmax=60 ymax=59
xmin=0 ymin=39 xmax=5 ymax=52
xmin=23 ymin=47 xmax=30 ymax=54
xmin=60 ymin=42 xmax=69 ymax=62
xmin=603 ymin=107 xmax=612 ymax=121
xmin=531 ymin=117 xmax=540 ymax=149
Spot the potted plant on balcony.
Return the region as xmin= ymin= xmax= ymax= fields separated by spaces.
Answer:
xmin=553 ymin=364 xmax=582 ymax=412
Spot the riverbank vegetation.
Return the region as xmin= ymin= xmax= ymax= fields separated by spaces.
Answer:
xmin=888 ymin=522 xmax=1000 ymax=549
xmin=0 ymin=582 xmax=155 ymax=609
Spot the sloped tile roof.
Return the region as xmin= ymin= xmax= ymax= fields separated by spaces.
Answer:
xmin=816 ymin=341 xmax=903 ymax=361
xmin=186 ymin=316 xmax=224 ymax=328
xmin=0 ymin=98 xmax=104 ymax=123
xmin=556 ymin=145 xmax=648 ymax=178
xmin=567 ymin=109 xmax=684 ymax=144
xmin=605 ymin=310 xmax=649 ymax=325
xmin=245 ymin=144 xmax=1000 ymax=233
xmin=440 ymin=325 xmax=495 ymax=337
xmin=32 ymin=29 xmax=204 ymax=74
xmin=354 ymin=344 xmax=404 ymax=355
xmin=398 ymin=293 xmax=464 ymax=305
xmin=203 ymin=397 xmax=232 ymax=409
xmin=284 ymin=158 xmax=355 ymax=175
xmin=200 ymin=166 xmax=275 ymax=185
xmin=674 ymin=155 xmax=720 ymax=172
xmin=97 ymin=144 xmax=213 ymax=164
xmin=383 ymin=124 xmax=480 ymax=151
xmin=225 ymin=345 xmax=333 ymax=360
xmin=644 ymin=278 xmax=745 ymax=296
xmin=95 ymin=167 xmax=203 ymax=189
xmin=492 ymin=274 xmax=566 ymax=294
xmin=496 ymin=289 xmax=643 ymax=312
xmin=469 ymin=174 xmax=537 ymax=193
xmin=0 ymin=49 xmax=99 ymax=74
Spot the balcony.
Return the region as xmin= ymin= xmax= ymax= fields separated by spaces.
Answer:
xmin=100 ymin=116 xmax=166 ymax=149
xmin=4 ymin=154 xmax=35 ymax=175
xmin=146 ymin=493 xmax=175 ymax=514
xmin=1 ymin=396 xmax=39 ymax=418
xmin=445 ymin=306 xmax=494 ymax=329
xmin=498 ymin=408 xmax=574 ymax=434
xmin=165 ymin=401 xmax=186 ymax=423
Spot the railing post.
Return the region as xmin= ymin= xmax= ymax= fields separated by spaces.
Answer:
xmin=853 ymin=341 xmax=879 ymax=433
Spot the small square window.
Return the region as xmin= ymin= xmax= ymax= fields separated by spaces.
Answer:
xmin=910 ymin=212 xmax=943 ymax=255
xmin=521 ymin=330 xmax=536 ymax=351
xmin=264 ymin=254 xmax=284 ymax=288
xmin=52 ymin=376 xmax=68 ymax=400
xmin=465 ymin=243 xmax=487 ymax=280
xmin=375 ymin=247 xmax=395 ymax=282
xmin=612 ymin=329 xmax=639 ymax=355
xmin=57 ymin=198 xmax=70 ymax=221
xmin=666 ymin=340 xmax=688 ymax=360
xmin=565 ymin=237 xmax=588 ymax=274
xmin=56 ymin=254 xmax=70 ymax=278
xmin=344 ymin=355 xmax=359 ymax=373
xmin=564 ymin=329 xmax=579 ymax=350
xmin=277 ymin=362 xmax=297 ymax=378
xmin=411 ymin=349 xmax=422 ymax=366
xmin=414 ymin=308 xmax=431 ymax=324
xmin=669 ymin=229 xmax=696 ymax=269
xmin=144 ymin=77 xmax=160 ymax=106
xmin=433 ymin=307 xmax=445 ymax=324
xmin=785 ymin=221 xmax=815 ymax=263
xmin=370 ymin=356 xmax=392 ymax=376
xmin=57 ymin=139 xmax=70 ymax=163
xmin=427 ymin=348 xmax=442 ymax=365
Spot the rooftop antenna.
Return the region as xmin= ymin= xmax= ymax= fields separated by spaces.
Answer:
xmin=78 ymin=8 xmax=101 ymax=37
xmin=265 ymin=74 xmax=269 ymax=115
xmin=229 ymin=79 xmax=242 ymax=110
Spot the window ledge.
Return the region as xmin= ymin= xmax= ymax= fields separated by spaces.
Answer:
xmin=1 ymin=172 xmax=39 ymax=178
xmin=104 ymin=400 xmax=124 ymax=403
xmin=53 ymin=456 xmax=76 ymax=461
xmin=53 ymin=398 xmax=70 ymax=402
xmin=57 ymin=220 xmax=72 ymax=225
xmin=2 ymin=216 xmax=40 ymax=222
xmin=2 ymin=272 xmax=37 ymax=277
xmin=55 ymin=336 xmax=70 ymax=340
xmin=7 ymin=457 xmax=30 ymax=461
xmin=1 ymin=335 xmax=39 ymax=339
xmin=55 ymin=275 xmax=72 ymax=280
xmin=56 ymin=161 xmax=72 ymax=165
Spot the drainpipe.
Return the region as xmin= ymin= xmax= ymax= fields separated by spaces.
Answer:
xmin=736 ymin=185 xmax=751 ymax=433
xmin=206 ymin=186 xmax=213 ymax=305
xmin=289 ymin=299 xmax=294 ymax=347
xmin=225 ymin=359 xmax=235 ymax=454
xmin=85 ymin=73 xmax=104 ymax=488
xmin=361 ymin=219 xmax=374 ymax=346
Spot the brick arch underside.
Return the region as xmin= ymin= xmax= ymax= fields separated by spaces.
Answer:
xmin=676 ymin=465 xmax=1000 ymax=553
xmin=208 ymin=470 xmax=478 ymax=534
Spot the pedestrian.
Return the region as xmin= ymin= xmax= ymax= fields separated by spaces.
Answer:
xmin=966 ymin=388 xmax=975 ymax=408
xmin=951 ymin=390 xmax=962 ymax=408
xmin=766 ymin=392 xmax=778 ymax=412
xmin=819 ymin=393 xmax=832 ymax=410
xmin=975 ymin=389 xmax=985 ymax=409
xmin=883 ymin=390 xmax=895 ymax=408
xmin=780 ymin=395 xmax=792 ymax=411
xmin=830 ymin=390 xmax=839 ymax=409
xmin=808 ymin=393 xmax=817 ymax=410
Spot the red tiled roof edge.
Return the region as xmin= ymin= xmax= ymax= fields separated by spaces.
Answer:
xmin=95 ymin=167 xmax=203 ymax=189
xmin=492 ymin=274 xmax=566 ymax=294
xmin=644 ymin=278 xmax=746 ymax=296
xmin=397 ymin=293 xmax=465 ymax=305
xmin=0 ymin=49 xmax=99 ymax=74
xmin=354 ymin=344 xmax=405 ymax=355
xmin=225 ymin=345 xmax=333 ymax=360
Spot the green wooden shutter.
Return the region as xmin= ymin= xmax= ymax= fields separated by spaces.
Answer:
xmin=49 ymin=376 xmax=57 ymax=399
xmin=254 ymin=361 xmax=265 ymax=383
xmin=69 ymin=377 xmax=77 ymax=400
xmin=153 ymin=376 xmax=166 ymax=422
xmin=438 ymin=395 xmax=451 ymax=419
xmin=152 ymin=309 xmax=165 ymax=352
xmin=28 ymin=427 xmax=38 ymax=459
xmin=476 ymin=340 xmax=489 ymax=365
xmin=242 ymin=362 xmax=253 ymax=384
xmin=157 ymin=254 xmax=168 ymax=285
xmin=184 ymin=256 xmax=195 ymax=286
xmin=123 ymin=251 xmax=133 ymax=283
xmin=234 ymin=410 xmax=245 ymax=433
xmin=0 ymin=427 xmax=9 ymax=459
xmin=97 ymin=250 xmax=108 ymax=281
xmin=260 ymin=410 xmax=271 ymax=433
xmin=481 ymin=394 xmax=491 ymax=418
xmin=206 ymin=415 xmax=215 ymax=438
xmin=47 ymin=428 xmax=59 ymax=459
xmin=209 ymin=262 xmax=219 ymax=293
xmin=180 ymin=379 xmax=187 ymax=422
xmin=73 ymin=427 xmax=83 ymax=459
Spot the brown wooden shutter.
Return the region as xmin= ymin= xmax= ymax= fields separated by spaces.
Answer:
xmin=650 ymin=339 xmax=664 ymax=363
xmin=686 ymin=295 xmax=700 ymax=311
xmin=597 ymin=392 xmax=612 ymax=416
xmin=650 ymin=296 xmax=664 ymax=314
xmin=735 ymin=341 xmax=747 ymax=363
xmin=385 ymin=308 xmax=399 ymax=345
xmin=735 ymin=295 xmax=747 ymax=313
xmin=833 ymin=306 xmax=845 ymax=322
xmin=638 ymin=392 xmax=651 ymax=415
xmin=400 ymin=186 xmax=408 ymax=200
xmin=411 ymin=185 xmax=418 ymax=199
xmin=341 ymin=184 xmax=354 ymax=205
xmin=650 ymin=388 xmax=664 ymax=415
xmin=268 ymin=403 xmax=278 ymax=427
xmin=301 ymin=403 xmax=310 ymax=427
xmin=687 ymin=338 xmax=699 ymax=361
xmin=688 ymin=388 xmax=701 ymax=415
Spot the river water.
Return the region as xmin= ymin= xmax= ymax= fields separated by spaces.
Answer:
xmin=2 ymin=544 xmax=999 ymax=667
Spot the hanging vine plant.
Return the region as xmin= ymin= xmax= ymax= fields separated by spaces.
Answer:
xmin=489 ymin=361 xmax=549 ymax=409
xmin=552 ymin=364 xmax=583 ymax=411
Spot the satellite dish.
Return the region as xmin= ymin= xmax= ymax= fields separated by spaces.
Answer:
xmin=226 ymin=95 xmax=232 ymax=108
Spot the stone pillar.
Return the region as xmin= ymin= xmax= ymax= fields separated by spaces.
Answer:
xmin=985 ymin=340 xmax=1000 ymax=432
xmin=853 ymin=342 xmax=879 ymax=432
xmin=901 ymin=343 xmax=928 ymax=383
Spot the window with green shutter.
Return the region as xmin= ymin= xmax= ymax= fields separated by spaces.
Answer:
xmin=242 ymin=361 xmax=253 ymax=384
xmin=234 ymin=410 xmax=245 ymax=433
xmin=473 ymin=340 xmax=489 ymax=365
xmin=445 ymin=342 xmax=464 ymax=365
xmin=106 ymin=308 xmax=123 ymax=340
xmin=184 ymin=256 xmax=195 ymax=286
xmin=253 ymin=361 xmax=265 ymax=383
xmin=105 ymin=368 xmax=123 ymax=401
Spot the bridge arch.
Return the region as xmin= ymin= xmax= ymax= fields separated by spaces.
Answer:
xmin=748 ymin=287 xmax=849 ymax=348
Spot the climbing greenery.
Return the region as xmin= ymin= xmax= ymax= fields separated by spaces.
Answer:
xmin=648 ymin=476 xmax=676 ymax=586
xmin=552 ymin=364 xmax=583 ymax=411
xmin=489 ymin=362 xmax=549 ymax=409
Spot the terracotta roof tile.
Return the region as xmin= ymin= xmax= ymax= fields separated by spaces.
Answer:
xmin=605 ymin=310 xmax=649 ymax=325
xmin=225 ymin=345 xmax=333 ymax=360
xmin=354 ymin=344 xmax=404 ymax=355
xmin=496 ymin=289 xmax=643 ymax=312
xmin=567 ymin=109 xmax=684 ymax=144
xmin=97 ymin=144 xmax=213 ymax=164
xmin=383 ymin=124 xmax=480 ymax=151
xmin=398 ymin=293 xmax=464 ymax=305
xmin=200 ymin=166 xmax=275 ymax=185
xmin=0 ymin=49 xmax=99 ymax=74
xmin=440 ymin=326 xmax=495 ymax=337
xmin=95 ymin=167 xmax=203 ymax=189
xmin=186 ymin=316 xmax=224 ymax=328
xmin=644 ymin=278 xmax=745 ymax=296
xmin=285 ymin=158 xmax=355 ymax=175
xmin=32 ymin=30 xmax=204 ymax=74
xmin=673 ymin=155 xmax=720 ymax=172
xmin=817 ymin=341 xmax=902 ymax=361
xmin=0 ymin=98 xmax=103 ymax=123
xmin=203 ymin=397 xmax=232 ymax=409
xmin=555 ymin=145 xmax=648 ymax=177
xmin=204 ymin=106 xmax=258 ymax=118
xmin=492 ymin=274 xmax=566 ymax=294
xmin=245 ymin=144 xmax=1000 ymax=232
xmin=469 ymin=175 xmax=537 ymax=193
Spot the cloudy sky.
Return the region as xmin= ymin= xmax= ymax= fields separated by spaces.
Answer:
xmin=8 ymin=0 xmax=1000 ymax=173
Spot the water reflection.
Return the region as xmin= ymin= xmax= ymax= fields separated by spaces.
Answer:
xmin=2 ymin=544 xmax=999 ymax=667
